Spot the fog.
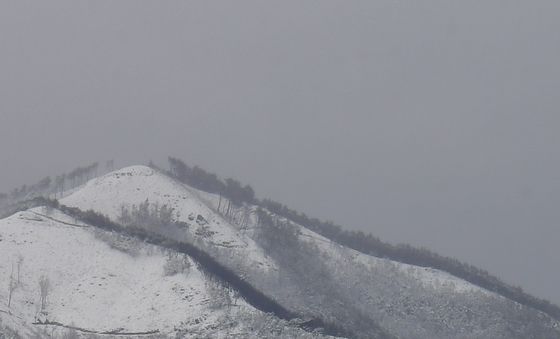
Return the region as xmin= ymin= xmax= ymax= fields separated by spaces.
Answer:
xmin=1 ymin=1 xmax=559 ymax=304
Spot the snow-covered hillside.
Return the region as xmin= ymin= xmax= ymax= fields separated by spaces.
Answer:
xmin=0 ymin=207 xmax=333 ymax=338
xmin=192 ymin=170 xmax=560 ymax=339
xmin=271 ymin=216 xmax=560 ymax=338
xmin=61 ymin=166 xmax=276 ymax=275
xmin=4 ymin=165 xmax=558 ymax=338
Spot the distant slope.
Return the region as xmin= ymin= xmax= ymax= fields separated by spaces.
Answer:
xmin=0 ymin=207 xmax=335 ymax=338
xmin=164 ymin=156 xmax=560 ymax=321
xmin=201 ymin=187 xmax=560 ymax=339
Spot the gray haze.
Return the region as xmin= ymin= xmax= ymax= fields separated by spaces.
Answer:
xmin=1 ymin=1 xmax=559 ymax=304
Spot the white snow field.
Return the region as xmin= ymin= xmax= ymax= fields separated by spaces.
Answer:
xmin=0 ymin=207 xmax=330 ymax=338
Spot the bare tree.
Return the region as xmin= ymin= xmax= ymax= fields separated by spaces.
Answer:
xmin=16 ymin=254 xmax=24 ymax=285
xmin=7 ymin=263 xmax=16 ymax=308
xmin=44 ymin=203 xmax=54 ymax=216
xmin=39 ymin=275 xmax=50 ymax=313
xmin=61 ymin=327 xmax=79 ymax=339
xmin=55 ymin=174 xmax=66 ymax=198
xmin=106 ymin=159 xmax=114 ymax=172
xmin=205 ymin=277 xmax=232 ymax=310
xmin=163 ymin=252 xmax=192 ymax=276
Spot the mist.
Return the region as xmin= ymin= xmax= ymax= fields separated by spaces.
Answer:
xmin=1 ymin=0 xmax=559 ymax=306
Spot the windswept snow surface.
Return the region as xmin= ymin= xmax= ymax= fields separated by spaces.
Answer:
xmin=0 ymin=208 xmax=334 ymax=338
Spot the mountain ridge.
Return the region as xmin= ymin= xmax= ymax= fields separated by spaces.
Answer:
xmin=1 ymin=162 xmax=559 ymax=338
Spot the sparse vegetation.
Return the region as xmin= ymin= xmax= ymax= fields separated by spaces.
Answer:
xmin=167 ymin=157 xmax=255 ymax=207
xmin=0 ymin=161 xmax=107 ymax=209
xmin=0 ymin=318 xmax=23 ymax=339
xmin=91 ymin=228 xmax=143 ymax=257
xmin=7 ymin=264 xmax=16 ymax=309
xmin=16 ymin=255 xmax=23 ymax=286
xmin=161 ymin=156 xmax=560 ymax=321
xmin=118 ymin=200 xmax=176 ymax=231
xmin=163 ymin=252 xmax=192 ymax=276
xmin=204 ymin=276 xmax=233 ymax=310
xmin=254 ymin=209 xmax=396 ymax=339
xmin=39 ymin=275 xmax=50 ymax=313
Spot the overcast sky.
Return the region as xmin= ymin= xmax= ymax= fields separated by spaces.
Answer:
xmin=1 ymin=1 xmax=559 ymax=304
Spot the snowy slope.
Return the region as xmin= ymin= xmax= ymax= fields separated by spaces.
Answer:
xmin=196 ymin=187 xmax=489 ymax=294
xmin=0 ymin=207 xmax=332 ymax=338
xmin=61 ymin=166 xmax=276 ymax=274
xmin=197 ymin=181 xmax=560 ymax=339
xmin=47 ymin=165 xmax=560 ymax=338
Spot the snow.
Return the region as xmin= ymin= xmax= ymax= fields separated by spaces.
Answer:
xmin=296 ymin=224 xmax=488 ymax=294
xmin=0 ymin=208 xmax=257 ymax=337
xmin=2 ymin=164 xmax=558 ymax=338
xmin=193 ymin=184 xmax=484 ymax=294
xmin=0 ymin=207 xmax=330 ymax=338
xmin=72 ymin=166 xmax=487 ymax=294
xmin=60 ymin=166 xmax=276 ymax=273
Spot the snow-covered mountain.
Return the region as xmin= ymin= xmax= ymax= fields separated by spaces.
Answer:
xmin=0 ymin=206 xmax=335 ymax=338
xmin=1 ymin=165 xmax=559 ymax=338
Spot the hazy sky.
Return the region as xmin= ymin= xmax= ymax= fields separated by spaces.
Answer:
xmin=1 ymin=1 xmax=559 ymax=304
